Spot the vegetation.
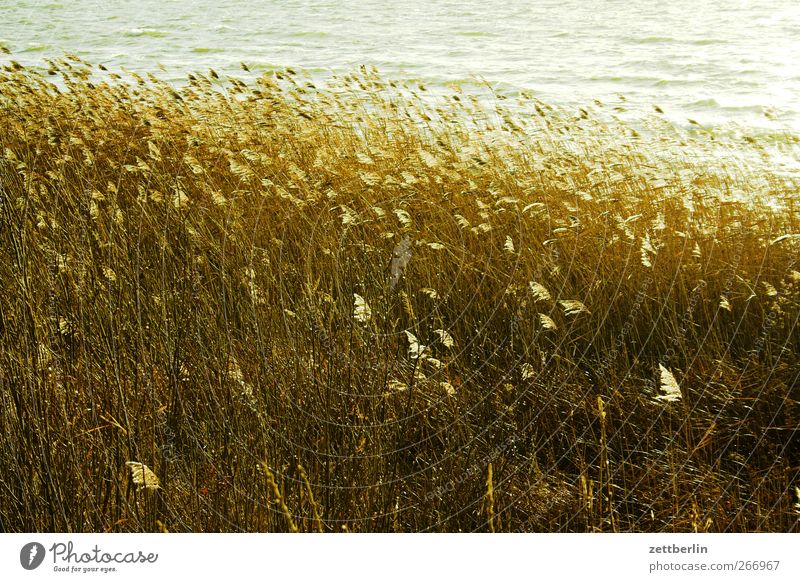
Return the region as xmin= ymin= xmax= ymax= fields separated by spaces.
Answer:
xmin=0 ymin=55 xmax=798 ymax=532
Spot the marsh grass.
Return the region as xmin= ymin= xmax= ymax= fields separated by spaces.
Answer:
xmin=0 ymin=55 xmax=798 ymax=532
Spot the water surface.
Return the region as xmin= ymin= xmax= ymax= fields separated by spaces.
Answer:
xmin=2 ymin=0 xmax=799 ymax=135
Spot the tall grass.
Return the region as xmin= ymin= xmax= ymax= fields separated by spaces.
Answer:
xmin=0 ymin=55 xmax=798 ymax=532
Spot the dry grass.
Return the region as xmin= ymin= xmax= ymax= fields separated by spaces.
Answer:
xmin=0 ymin=55 xmax=798 ymax=532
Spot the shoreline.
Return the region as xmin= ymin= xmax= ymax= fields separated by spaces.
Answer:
xmin=1 ymin=56 xmax=798 ymax=533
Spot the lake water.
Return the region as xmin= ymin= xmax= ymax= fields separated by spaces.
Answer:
xmin=2 ymin=0 xmax=799 ymax=138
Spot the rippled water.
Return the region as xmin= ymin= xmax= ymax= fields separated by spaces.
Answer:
xmin=2 ymin=0 xmax=799 ymax=135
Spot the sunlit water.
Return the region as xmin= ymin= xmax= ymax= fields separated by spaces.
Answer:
xmin=2 ymin=0 xmax=799 ymax=143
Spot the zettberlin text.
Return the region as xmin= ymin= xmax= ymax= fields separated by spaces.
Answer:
xmin=649 ymin=544 xmax=708 ymax=554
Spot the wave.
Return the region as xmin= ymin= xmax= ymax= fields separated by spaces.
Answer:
xmin=590 ymin=74 xmax=661 ymax=84
xmin=624 ymin=35 xmax=675 ymax=44
xmin=690 ymin=98 xmax=720 ymax=108
xmin=20 ymin=43 xmax=53 ymax=53
xmin=690 ymin=38 xmax=727 ymax=46
xmin=655 ymin=78 xmax=703 ymax=87
xmin=287 ymin=31 xmax=331 ymax=38
xmin=454 ymin=31 xmax=497 ymax=38
xmin=124 ymin=28 xmax=170 ymax=38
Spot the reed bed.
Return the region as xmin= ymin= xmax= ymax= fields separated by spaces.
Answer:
xmin=0 ymin=55 xmax=798 ymax=532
